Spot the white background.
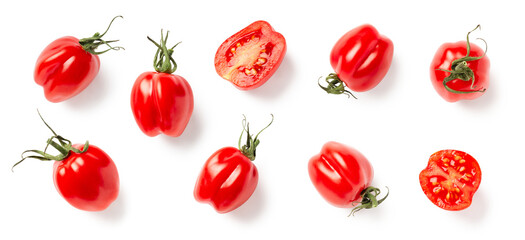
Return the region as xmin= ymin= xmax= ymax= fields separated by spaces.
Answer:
xmin=1 ymin=0 xmax=522 ymax=239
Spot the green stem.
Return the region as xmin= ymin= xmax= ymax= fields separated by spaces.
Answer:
xmin=436 ymin=25 xmax=488 ymax=94
xmin=147 ymin=30 xmax=181 ymax=74
xmin=349 ymin=186 xmax=389 ymax=216
xmin=318 ymin=73 xmax=357 ymax=99
xmin=79 ymin=15 xmax=124 ymax=55
xmin=12 ymin=110 xmax=88 ymax=171
xmin=238 ymin=114 xmax=274 ymax=161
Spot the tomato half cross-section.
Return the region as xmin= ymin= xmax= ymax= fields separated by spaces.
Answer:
xmin=131 ymin=30 xmax=194 ymax=137
xmin=430 ymin=25 xmax=490 ymax=102
xmin=319 ymin=24 xmax=394 ymax=98
xmin=419 ymin=149 xmax=482 ymax=211
xmin=308 ymin=141 xmax=388 ymax=215
xmin=214 ymin=20 xmax=286 ymax=90
xmin=34 ymin=16 xmax=123 ymax=103
xmin=194 ymin=115 xmax=273 ymax=213
xmin=13 ymin=111 xmax=119 ymax=212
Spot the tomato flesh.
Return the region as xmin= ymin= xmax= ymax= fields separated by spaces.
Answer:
xmin=215 ymin=20 xmax=286 ymax=90
xmin=419 ymin=150 xmax=481 ymax=210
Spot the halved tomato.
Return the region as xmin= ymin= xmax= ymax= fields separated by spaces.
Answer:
xmin=214 ymin=20 xmax=286 ymax=90
xmin=419 ymin=150 xmax=482 ymax=211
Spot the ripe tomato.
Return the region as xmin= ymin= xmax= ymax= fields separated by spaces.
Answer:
xmin=308 ymin=141 xmax=388 ymax=215
xmin=194 ymin=147 xmax=258 ymax=213
xmin=214 ymin=20 xmax=286 ymax=90
xmin=419 ymin=150 xmax=482 ymax=211
xmin=34 ymin=16 xmax=123 ymax=103
xmin=430 ymin=25 xmax=490 ymax=102
xmin=320 ymin=24 xmax=394 ymax=97
xmin=131 ymin=31 xmax=194 ymax=137
xmin=54 ymin=144 xmax=119 ymax=211
xmin=194 ymin=115 xmax=273 ymax=213
xmin=14 ymin=111 xmax=119 ymax=211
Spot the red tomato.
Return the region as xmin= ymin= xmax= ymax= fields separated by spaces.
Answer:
xmin=430 ymin=25 xmax=490 ymax=102
xmin=308 ymin=141 xmax=388 ymax=215
xmin=131 ymin=31 xmax=194 ymax=137
xmin=34 ymin=16 xmax=123 ymax=103
xmin=54 ymin=144 xmax=119 ymax=211
xmin=131 ymin=72 xmax=193 ymax=137
xmin=320 ymin=24 xmax=393 ymax=97
xmin=15 ymin=111 xmax=119 ymax=211
xmin=214 ymin=20 xmax=286 ymax=90
xmin=194 ymin=147 xmax=258 ymax=213
xmin=419 ymin=150 xmax=482 ymax=211
xmin=194 ymin=115 xmax=273 ymax=213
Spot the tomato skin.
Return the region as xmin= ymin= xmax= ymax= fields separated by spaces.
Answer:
xmin=419 ymin=150 xmax=482 ymax=211
xmin=53 ymin=144 xmax=119 ymax=211
xmin=430 ymin=41 xmax=490 ymax=102
xmin=308 ymin=142 xmax=373 ymax=208
xmin=194 ymin=147 xmax=258 ymax=213
xmin=34 ymin=36 xmax=100 ymax=103
xmin=214 ymin=20 xmax=286 ymax=90
xmin=330 ymin=24 xmax=393 ymax=92
xmin=130 ymin=71 xmax=194 ymax=137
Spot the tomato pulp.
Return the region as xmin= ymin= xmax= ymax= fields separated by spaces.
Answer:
xmin=419 ymin=150 xmax=482 ymax=210
xmin=214 ymin=20 xmax=286 ymax=90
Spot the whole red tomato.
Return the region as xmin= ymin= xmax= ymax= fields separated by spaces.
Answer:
xmin=194 ymin=115 xmax=273 ymax=213
xmin=54 ymin=144 xmax=119 ymax=211
xmin=320 ymin=24 xmax=394 ymax=98
xmin=214 ymin=20 xmax=286 ymax=90
xmin=430 ymin=25 xmax=489 ymax=102
xmin=34 ymin=16 xmax=123 ymax=103
xmin=131 ymin=30 xmax=194 ymax=137
xmin=14 ymin=111 xmax=119 ymax=211
xmin=419 ymin=149 xmax=482 ymax=211
xmin=308 ymin=141 xmax=388 ymax=215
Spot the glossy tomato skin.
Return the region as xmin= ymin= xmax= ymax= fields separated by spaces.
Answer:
xmin=34 ymin=36 xmax=100 ymax=103
xmin=130 ymin=71 xmax=194 ymax=137
xmin=194 ymin=147 xmax=258 ymax=213
xmin=308 ymin=141 xmax=373 ymax=208
xmin=214 ymin=20 xmax=286 ymax=90
xmin=430 ymin=42 xmax=490 ymax=102
xmin=330 ymin=24 xmax=393 ymax=92
xmin=419 ymin=150 xmax=482 ymax=211
xmin=53 ymin=144 xmax=119 ymax=211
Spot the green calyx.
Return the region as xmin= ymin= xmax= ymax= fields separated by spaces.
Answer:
xmin=437 ymin=25 xmax=488 ymax=94
xmin=318 ymin=73 xmax=357 ymax=99
xmin=349 ymin=186 xmax=389 ymax=216
xmin=238 ymin=114 xmax=274 ymax=161
xmin=148 ymin=30 xmax=181 ymax=74
xmin=12 ymin=110 xmax=88 ymax=171
xmin=79 ymin=15 xmax=124 ymax=55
